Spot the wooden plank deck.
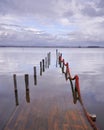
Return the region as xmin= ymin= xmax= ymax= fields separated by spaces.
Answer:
xmin=3 ymin=68 xmax=93 ymax=130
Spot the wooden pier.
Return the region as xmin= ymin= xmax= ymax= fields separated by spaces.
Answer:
xmin=2 ymin=68 xmax=93 ymax=130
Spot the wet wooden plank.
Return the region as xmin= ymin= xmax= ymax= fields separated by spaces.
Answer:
xmin=4 ymin=69 xmax=93 ymax=130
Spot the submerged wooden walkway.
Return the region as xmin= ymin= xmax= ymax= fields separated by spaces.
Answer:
xmin=3 ymin=68 xmax=93 ymax=130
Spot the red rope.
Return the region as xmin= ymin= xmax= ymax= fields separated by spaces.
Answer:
xmin=58 ymin=54 xmax=99 ymax=130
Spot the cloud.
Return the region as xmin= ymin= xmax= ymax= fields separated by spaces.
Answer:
xmin=0 ymin=0 xmax=104 ymax=46
xmin=81 ymin=0 xmax=104 ymax=17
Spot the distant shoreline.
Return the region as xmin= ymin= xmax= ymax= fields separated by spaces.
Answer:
xmin=0 ymin=46 xmax=104 ymax=48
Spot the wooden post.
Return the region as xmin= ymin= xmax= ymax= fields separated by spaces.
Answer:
xmin=24 ymin=74 xmax=30 ymax=103
xmin=59 ymin=57 xmax=61 ymax=68
xmin=88 ymin=113 xmax=96 ymax=122
xmin=60 ymin=53 xmax=62 ymax=67
xmin=26 ymin=89 xmax=30 ymax=103
xmin=13 ymin=74 xmax=19 ymax=106
xmin=14 ymin=89 xmax=19 ymax=106
xmin=34 ymin=66 xmax=37 ymax=85
xmin=56 ymin=49 xmax=58 ymax=67
xmin=65 ymin=70 xmax=68 ymax=80
xmin=42 ymin=59 xmax=45 ymax=72
xmin=48 ymin=52 xmax=51 ymax=65
xmin=62 ymin=62 xmax=64 ymax=73
xmin=24 ymin=74 xmax=29 ymax=91
xmin=34 ymin=66 xmax=36 ymax=76
xmin=13 ymin=74 xmax=17 ymax=91
xmin=40 ymin=61 xmax=42 ymax=76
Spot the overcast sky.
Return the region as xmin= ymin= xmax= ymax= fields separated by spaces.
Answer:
xmin=0 ymin=0 xmax=104 ymax=46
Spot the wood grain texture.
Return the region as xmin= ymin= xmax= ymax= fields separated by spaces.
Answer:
xmin=3 ymin=69 xmax=93 ymax=130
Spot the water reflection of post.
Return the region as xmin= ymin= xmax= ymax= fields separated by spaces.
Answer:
xmin=34 ymin=66 xmax=37 ymax=85
xmin=24 ymin=74 xmax=30 ymax=103
xmin=45 ymin=57 xmax=47 ymax=69
xmin=69 ymin=78 xmax=77 ymax=104
xmin=47 ymin=53 xmax=49 ymax=68
xmin=56 ymin=49 xmax=58 ymax=67
xmin=64 ymin=69 xmax=77 ymax=104
xmin=13 ymin=74 xmax=19 ymax=106
xmin=42 ymin=59 xmax=45 ymax=72
xmin=48 ymin=52 xmax=51 ymax=67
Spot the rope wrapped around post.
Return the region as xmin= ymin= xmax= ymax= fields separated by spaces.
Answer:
xmin=58 ymin=53 xmax=99 ymax=130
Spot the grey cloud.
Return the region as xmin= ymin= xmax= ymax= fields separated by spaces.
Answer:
xmin=0 ymin=23 xmax=59 ymax=45
xmin=0 ymin=0 xmax=104 ymax=19
xmin=0 ymin=0 xmax=56 ymax=18
xmin=97 ymin=0 xmax=104 ymax=8
xmin=81 ymin=0 xmax=104 ymax=17
xmin=63 ymin=11 xmax=74 ymax=18
xmin=0 ymin=0 xmax=104 ymax=46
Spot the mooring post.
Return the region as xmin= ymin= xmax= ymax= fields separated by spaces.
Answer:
xmin=42 ymin=59 xmax=45 ymax=72
xmin=40 ymin=61 xmax=42 ymax=75
xmin=59 ymin=56 xmax=61 ymax=68
xmin=56 ymin=49 xmax=58 ymax=67
xmin=13 ymin=74 xmax=19 ymax=106
xmin=24 ymin=74 xmax=29 ymax=91
xmin=65 ymin=67 xmax=69 ymax=80
xmin=34 ymin=66 xmax=37 ymax=85
xmin=26 ymin=89 xmax=30 ymax=103
xmin=48 ymin=52 xmax=51 ymax=66
xmin=62 ymin=61 xmax=64 ymax=73
xmin=14 ymin=89 xmax=19 ymax=106
xmin=13 ymin=74 xmax=17 ymax=91
xmin=88 ymin=113 xmax=96 ymax=122
xmin=34 ymin=66 xmax=36 ymax=76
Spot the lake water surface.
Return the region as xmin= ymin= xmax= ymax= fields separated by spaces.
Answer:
xmin=0 ymin=47 xmax=104 ymax=130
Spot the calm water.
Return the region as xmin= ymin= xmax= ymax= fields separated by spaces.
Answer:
xmin=0 ymin=47 xmax=104 ymax=130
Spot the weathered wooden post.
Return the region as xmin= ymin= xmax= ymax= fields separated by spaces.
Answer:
xmin=24 ymin=74 xmax=29 ymax=91
xmin=65 ymin=64 xmax=69 ymax=80
xmin=13 ymin=74 xmax=19 ymax=106
xmin=34 ymin=66 xmax=37 ymax=85
xmin=13 ymin=74 xmax=17 ymax=91
xmin=88 ymin=113 xmax=96 ymax=122
xmin=24 ymin=74 xmax=30 ymax=103
xmin=40 ymin=61 xmax=42 ymax=76
xmin=48 ymin=52 xmax=51 ymax=66
xmin=14 ymin=89 xmax=19 ymax=106
xmin=42 ymin=59 xmax=45 ymax=72
xmin=62 ymin=60 xmax=64 ymax=73
xmin=26 ymin=89 xmax=30 ymax=103
xmin=59 ymin=54 xmax=62 ymax=68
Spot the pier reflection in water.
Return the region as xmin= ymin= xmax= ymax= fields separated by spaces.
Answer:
xmin=13 ymin=73 xmax=38 ymax=106
xmin=0 ymin=48 xmax=104 ymax=130
xmin=12 ymin=52 xmax=51 ymax=106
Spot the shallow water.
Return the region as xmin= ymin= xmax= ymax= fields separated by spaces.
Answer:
xmin=58 ymin=48 xmax=104 ymax=130
xmin=0 ymin=47 xmax=104 ymax=130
